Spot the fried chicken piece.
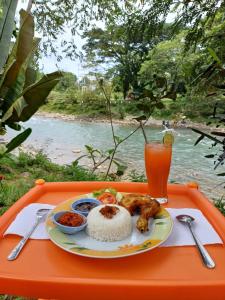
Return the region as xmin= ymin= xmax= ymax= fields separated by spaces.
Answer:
xmin=136 ymin=216 xmax=148 ymax=233
xmin=119 ymin=194 xmax=161 ymax=233
xmin=120 ymin=193 xmax=153 ymax=215
xmin=140 ymin=199 xmax=160 ymax=219
xmin=136 ymin=199 xmax=160 ymax=233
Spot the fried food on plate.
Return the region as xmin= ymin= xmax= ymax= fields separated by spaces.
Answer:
xmin=136 ymin=216 xmax=148 ymax=233
xmin=119 ymin=193 xmax=150 ymax=215
xmin=119 ymin=193 xmax=160 ymax=233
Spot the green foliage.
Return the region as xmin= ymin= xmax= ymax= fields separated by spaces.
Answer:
xmin=5 ymin=128 xmax=32 ymax=154
xmin=0 ymin=0 xmax=18 ymax=72
xmin=0 ymin=180 xmax=31 ymax=215
xmin=0 ymin=9 xmax=61 ymax=158
xmin=45 ymin=88 xmax=107 ymax=117
xmin=140 ymin=31 xmax=202 ymax=85
xmin=55 ymin=72 xmax=78 ymax=92
xmin=82 ymin=11 xmax=171 ymax=98
xmin=24 ymin=0 xmax=172 ymax=60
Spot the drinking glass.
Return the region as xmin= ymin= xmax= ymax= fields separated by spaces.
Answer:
xmin=144 ymin=141 xmax=172 ymax=204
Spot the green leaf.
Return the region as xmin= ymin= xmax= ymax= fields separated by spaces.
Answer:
xmin=143 ymin=89 xmax=156 ymax=100
xmin=155 ymin=101 xmax=165 ymax=109
xmin=207 ymin=47 xmax=222 ymax=65
xmin=0 ymin=144 xmax=7 ymax=157
xmin=0 ymin=0 xmax=18 ymax=72
xmin=114 ymin=135 xmax=123 ymax=144
xmin=72 ymin=155 xmax=87 ymax=166
xmin=23 ymin=67 xmax=37 ymax=90
xmin=162 ymin=91 xmax=177 ymax=100
xmin=85 ymin=144 xmax=94 ymax=153
xmin=2 ymin=71 xmax=62 ymax=123
xmin=194 ymin=134 xmax=205 ymax=146
xmin=7 ymin=123 xmax=22 ymax=131
xmin=104 ymin=188 xmax=117 ymax=195
xmin=107 ymin=148 xmax=115 ymax=155
xmin=112 ymin=159 xmax=127 ymax=176
xmin=92 ymin=149 xmax=101 ymax=155
xmin=1 ymin=96 xmax=27 ymax=122
xmin=5 ymin=128 xmax=32 ymax=153
xmin=0 ymin=10 xmax=34 ymax=103
xmin=113 ymin=157 xmax=125 ymax=164
xmin=204 ymin=154 xmax=215 ymax=158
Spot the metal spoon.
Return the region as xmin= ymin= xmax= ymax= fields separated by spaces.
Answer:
xmin=8 ymin=208 xmax=51 ymax=261
xmin=176 ymin=214 xmax=216 ymax=269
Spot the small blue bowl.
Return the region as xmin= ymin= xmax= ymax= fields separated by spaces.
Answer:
xmin=71 ymin=198 xmax=101 ymax=216
xmin=52 ymin=210 xmax=87 ymax=234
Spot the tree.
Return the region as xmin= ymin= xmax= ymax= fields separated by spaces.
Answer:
xmin=82 ymin=11 xmax=171 ymax=98
xmin=55 ymin=72 xmax=77 ymax=91
xmin=3 ymin=1 xmax=224 ymax=61
xmin=1 ymin=1 xmax=178 ymax=61
xmin=140 ymin=31 xmax=204 ymax=88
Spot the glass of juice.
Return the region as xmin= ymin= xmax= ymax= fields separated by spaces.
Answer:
xmin=144 ymin=141 xmax=172 ymax=204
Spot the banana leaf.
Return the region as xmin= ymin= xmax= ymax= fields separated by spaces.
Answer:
xmin=0 ymin=9 xmax=34 ymax=105
xmin=0 ymin=0 xmax=18 ymax=72
xmin=19 ymin=72 xmax=62 ymax=122
xmin=5 ymin=37 xmax=40 ymax=102
xmin=2 ymin=71 xmax=62 ymax=123
xmin=23 ymin=36 xmax=41 ymax=90
xmin=1 ymin=96 xmax=27 ymax=123
xmin=5 ymin=127 xmax=32 ymax=153
xmin=24 ymin=67 xmax=37 ymax=90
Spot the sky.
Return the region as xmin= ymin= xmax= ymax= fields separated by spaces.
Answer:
xmin=17 ymin=0 xmax=88 ymax=78
xmin=16 ymin=1 xmax=175 ymax=78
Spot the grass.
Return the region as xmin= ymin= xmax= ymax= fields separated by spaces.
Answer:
xmin=0 ymin=151 xmax=101 ymax=215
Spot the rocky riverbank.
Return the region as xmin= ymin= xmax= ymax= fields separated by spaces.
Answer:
xmin=36 ymin=111 xmax=212 ymax=130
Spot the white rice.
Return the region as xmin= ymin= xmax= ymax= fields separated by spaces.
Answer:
xmin=86 ymin=204 xmax=132 ymax=242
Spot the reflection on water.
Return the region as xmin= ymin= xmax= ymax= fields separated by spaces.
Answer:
xmin=5 ymin=116 xmax=225 ymax=199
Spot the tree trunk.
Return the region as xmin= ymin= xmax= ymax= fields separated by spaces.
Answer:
xmin=123 ymin=78 xmax=129 ymax=100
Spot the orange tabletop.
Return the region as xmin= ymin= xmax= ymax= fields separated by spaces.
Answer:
xmin=0 ymin=181 xmax=225 ymax=300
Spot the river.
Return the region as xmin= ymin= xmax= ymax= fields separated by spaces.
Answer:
xmin=5 ymin=116 xmax=225 ymax=200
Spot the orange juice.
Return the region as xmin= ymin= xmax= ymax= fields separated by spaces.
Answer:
xmin=145 ymin=142 xmax=172 ymax=198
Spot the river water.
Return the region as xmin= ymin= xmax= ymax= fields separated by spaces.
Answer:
xmin=5 ymin=116 xmax=225 ymax=199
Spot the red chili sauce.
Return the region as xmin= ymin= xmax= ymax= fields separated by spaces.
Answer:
xmin=58 ymin=212 xmax=84 ymax=227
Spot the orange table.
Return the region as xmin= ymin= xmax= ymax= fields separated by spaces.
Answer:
xmin=0 ymin=181 xmax=225 ymax=300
